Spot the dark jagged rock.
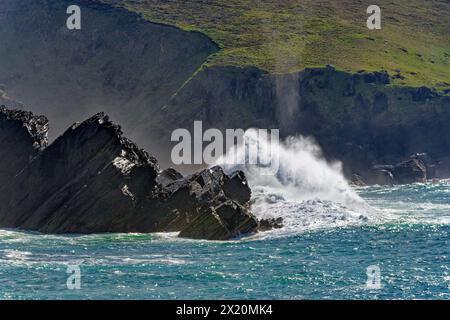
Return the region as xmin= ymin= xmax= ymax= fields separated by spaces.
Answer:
xmin=0 ymin=111 xmax=160 ymax=233
xmin=154 ymin=166 xmax=258 ymax=239
xmin=223 ymin=171 xmax=251 ymax=205
xmin=362 ymin=156 xmax=428 ymax=185
xmin=393 ymin=158 xmax=427 ymax=184
xmin=410 ymin=153 xmax=436 ymax=179
xmin=178 ymin=200 xmax=258 ymax=240
xmin=156 ymin=167 xmax=184 ymax=186
xmin=258 ymin=217 xmax=284 ymax=232
xmin=0 ymin=107 xmax=259 ymax=240
xmin=0 ymin=106 xmax=48 ymax=182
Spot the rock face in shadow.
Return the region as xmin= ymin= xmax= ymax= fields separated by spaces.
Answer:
xmin=0 ymin=106 xmax=48 ymax=182
xmin=0 ymin=107 xmax=258 ymax=240
xmin=392 ymin=158 xmax=427 ymax=184
xmin=158 ymin=166 xmax=257 ymax=240
xmin=359 ymin=155 xmax=429 ymax=185
xmin=0 ymin=0 xmax=219 ymax=164
xmin=1 ymin=0 xmax=448 ymax=179
xmin=156 ymin=65 xmax=450 ymax=181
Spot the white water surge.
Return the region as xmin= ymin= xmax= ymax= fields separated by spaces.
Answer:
xmin=215 ymin=129 xmax=379 ymax=236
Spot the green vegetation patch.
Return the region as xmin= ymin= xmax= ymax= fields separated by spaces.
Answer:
xmin=102 ymin=0 xmax=450 ymax=89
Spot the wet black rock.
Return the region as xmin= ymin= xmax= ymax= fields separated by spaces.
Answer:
xmin=223 ymin=171 xmax=251 ymax=205
xmin=361 ymin=156 xmax=428 ymax=185
xmin=258 ymin=217 xmax=284 ymax=232
xmin=0 ymin=111 xmax=160 ymax=233
xmin=156 ymin=167 xmax=184 ymax=186
xmin=0 ymin=106 xmax=48 ymax=182
xmin=156 ymin=166 xmax=258 ymax=240
xmin=178 ymin=200 xmax=258 ymax=240
xmin=0 ymin=107 xmax=259 ymax=240
xmin=392 ymin=158 xmax=427 ymax=184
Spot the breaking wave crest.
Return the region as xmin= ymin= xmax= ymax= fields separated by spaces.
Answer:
xmin=216 ymin=129 xmax=379 ymax=236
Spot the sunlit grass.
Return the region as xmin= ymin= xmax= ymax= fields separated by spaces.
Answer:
xmin=103 ymin=0 xmax=450 ymax=89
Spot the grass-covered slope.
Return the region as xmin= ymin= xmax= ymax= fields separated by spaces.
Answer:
xmin=103 ymin=0 xmax=449 ymax=90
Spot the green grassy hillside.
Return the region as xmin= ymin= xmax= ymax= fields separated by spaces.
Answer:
xmin=102 ymin=0 xmax=449 ymax=90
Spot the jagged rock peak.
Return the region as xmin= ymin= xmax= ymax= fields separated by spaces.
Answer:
xmin=66 ymin=112 xmax=159 ymax=169
xmin=0 ymin=107 xmax=262 ymax=240
xmin=0 ymin=105 xmax=48 ymax=150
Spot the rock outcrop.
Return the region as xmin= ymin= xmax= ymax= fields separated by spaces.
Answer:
xmin=155 ymin=166 xmax=257 ymax=239
xmin=358 ymin=154 xmax=431 ymax=185
xmin=0 ymin=107 xmax=258 ymax=240
xmin=365 ymin=166 xmax=395 ymax=186
xmin=258 ymin=218 xmax=284 ymax=232
xmin=392 ymin=158 xmax=427 ymax=184
xmin=0 ymin=0 xmax=219 ymax=165
xmin=1 ymin=1 xmax=449 ymax=183
xmin=0 ymin=105 xmax=48 ymax=182
xmin=155 ymin=65 xmax=450 ymax=181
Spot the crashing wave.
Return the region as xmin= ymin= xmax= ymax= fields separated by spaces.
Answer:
xmin=215 ymin=129 xmax=379 ymax=236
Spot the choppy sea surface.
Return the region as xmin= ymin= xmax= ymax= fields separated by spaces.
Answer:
xmin=1 ymin=182 xmax=449 ymax=300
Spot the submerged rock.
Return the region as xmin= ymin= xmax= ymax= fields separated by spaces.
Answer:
xmin=0 ymin=107 xmax=259 ymax=240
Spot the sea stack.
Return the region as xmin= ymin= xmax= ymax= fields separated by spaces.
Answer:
xmin=0 ymin=106 xmax=259 ymax=240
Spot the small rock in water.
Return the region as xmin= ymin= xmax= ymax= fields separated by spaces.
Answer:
xmin=258 ymin=217 xmax=284 ymax=232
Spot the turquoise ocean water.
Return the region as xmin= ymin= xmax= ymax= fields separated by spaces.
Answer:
xmin=0 ymin=182 xmax=449 ymax=300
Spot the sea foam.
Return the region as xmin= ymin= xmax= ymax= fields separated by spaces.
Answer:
xmin=215 ymin=129 xmax=378 ymax=237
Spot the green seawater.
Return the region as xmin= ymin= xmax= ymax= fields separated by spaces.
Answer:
xmin=0 ymin=183 xmax=449 ymax=299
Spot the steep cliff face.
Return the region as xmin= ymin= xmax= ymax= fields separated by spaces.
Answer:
xmin=0 ymin=0 xmax=448 ymax=183
xmin=0 ymin=106 xmax=258 ymax=240
xmin=0 ymin=0 xmax=218 ymax=157
xmin=157 ymin=65 xmax=450 ymax=181
xmin=103 ymin=0 xmax=450 ymax=90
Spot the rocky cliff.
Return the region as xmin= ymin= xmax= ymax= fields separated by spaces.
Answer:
xmin=0 ymin=106 xmax=260 ymax=240
xmin=0 ymin=106 xmax=48 ymax=182
xmin=0 ymin=0 xmax=218 ymax=161
xmin=1 ymin=0 xmax=449 ymax=184
xmin=156 ymin=65 xmax=450 ymax=184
